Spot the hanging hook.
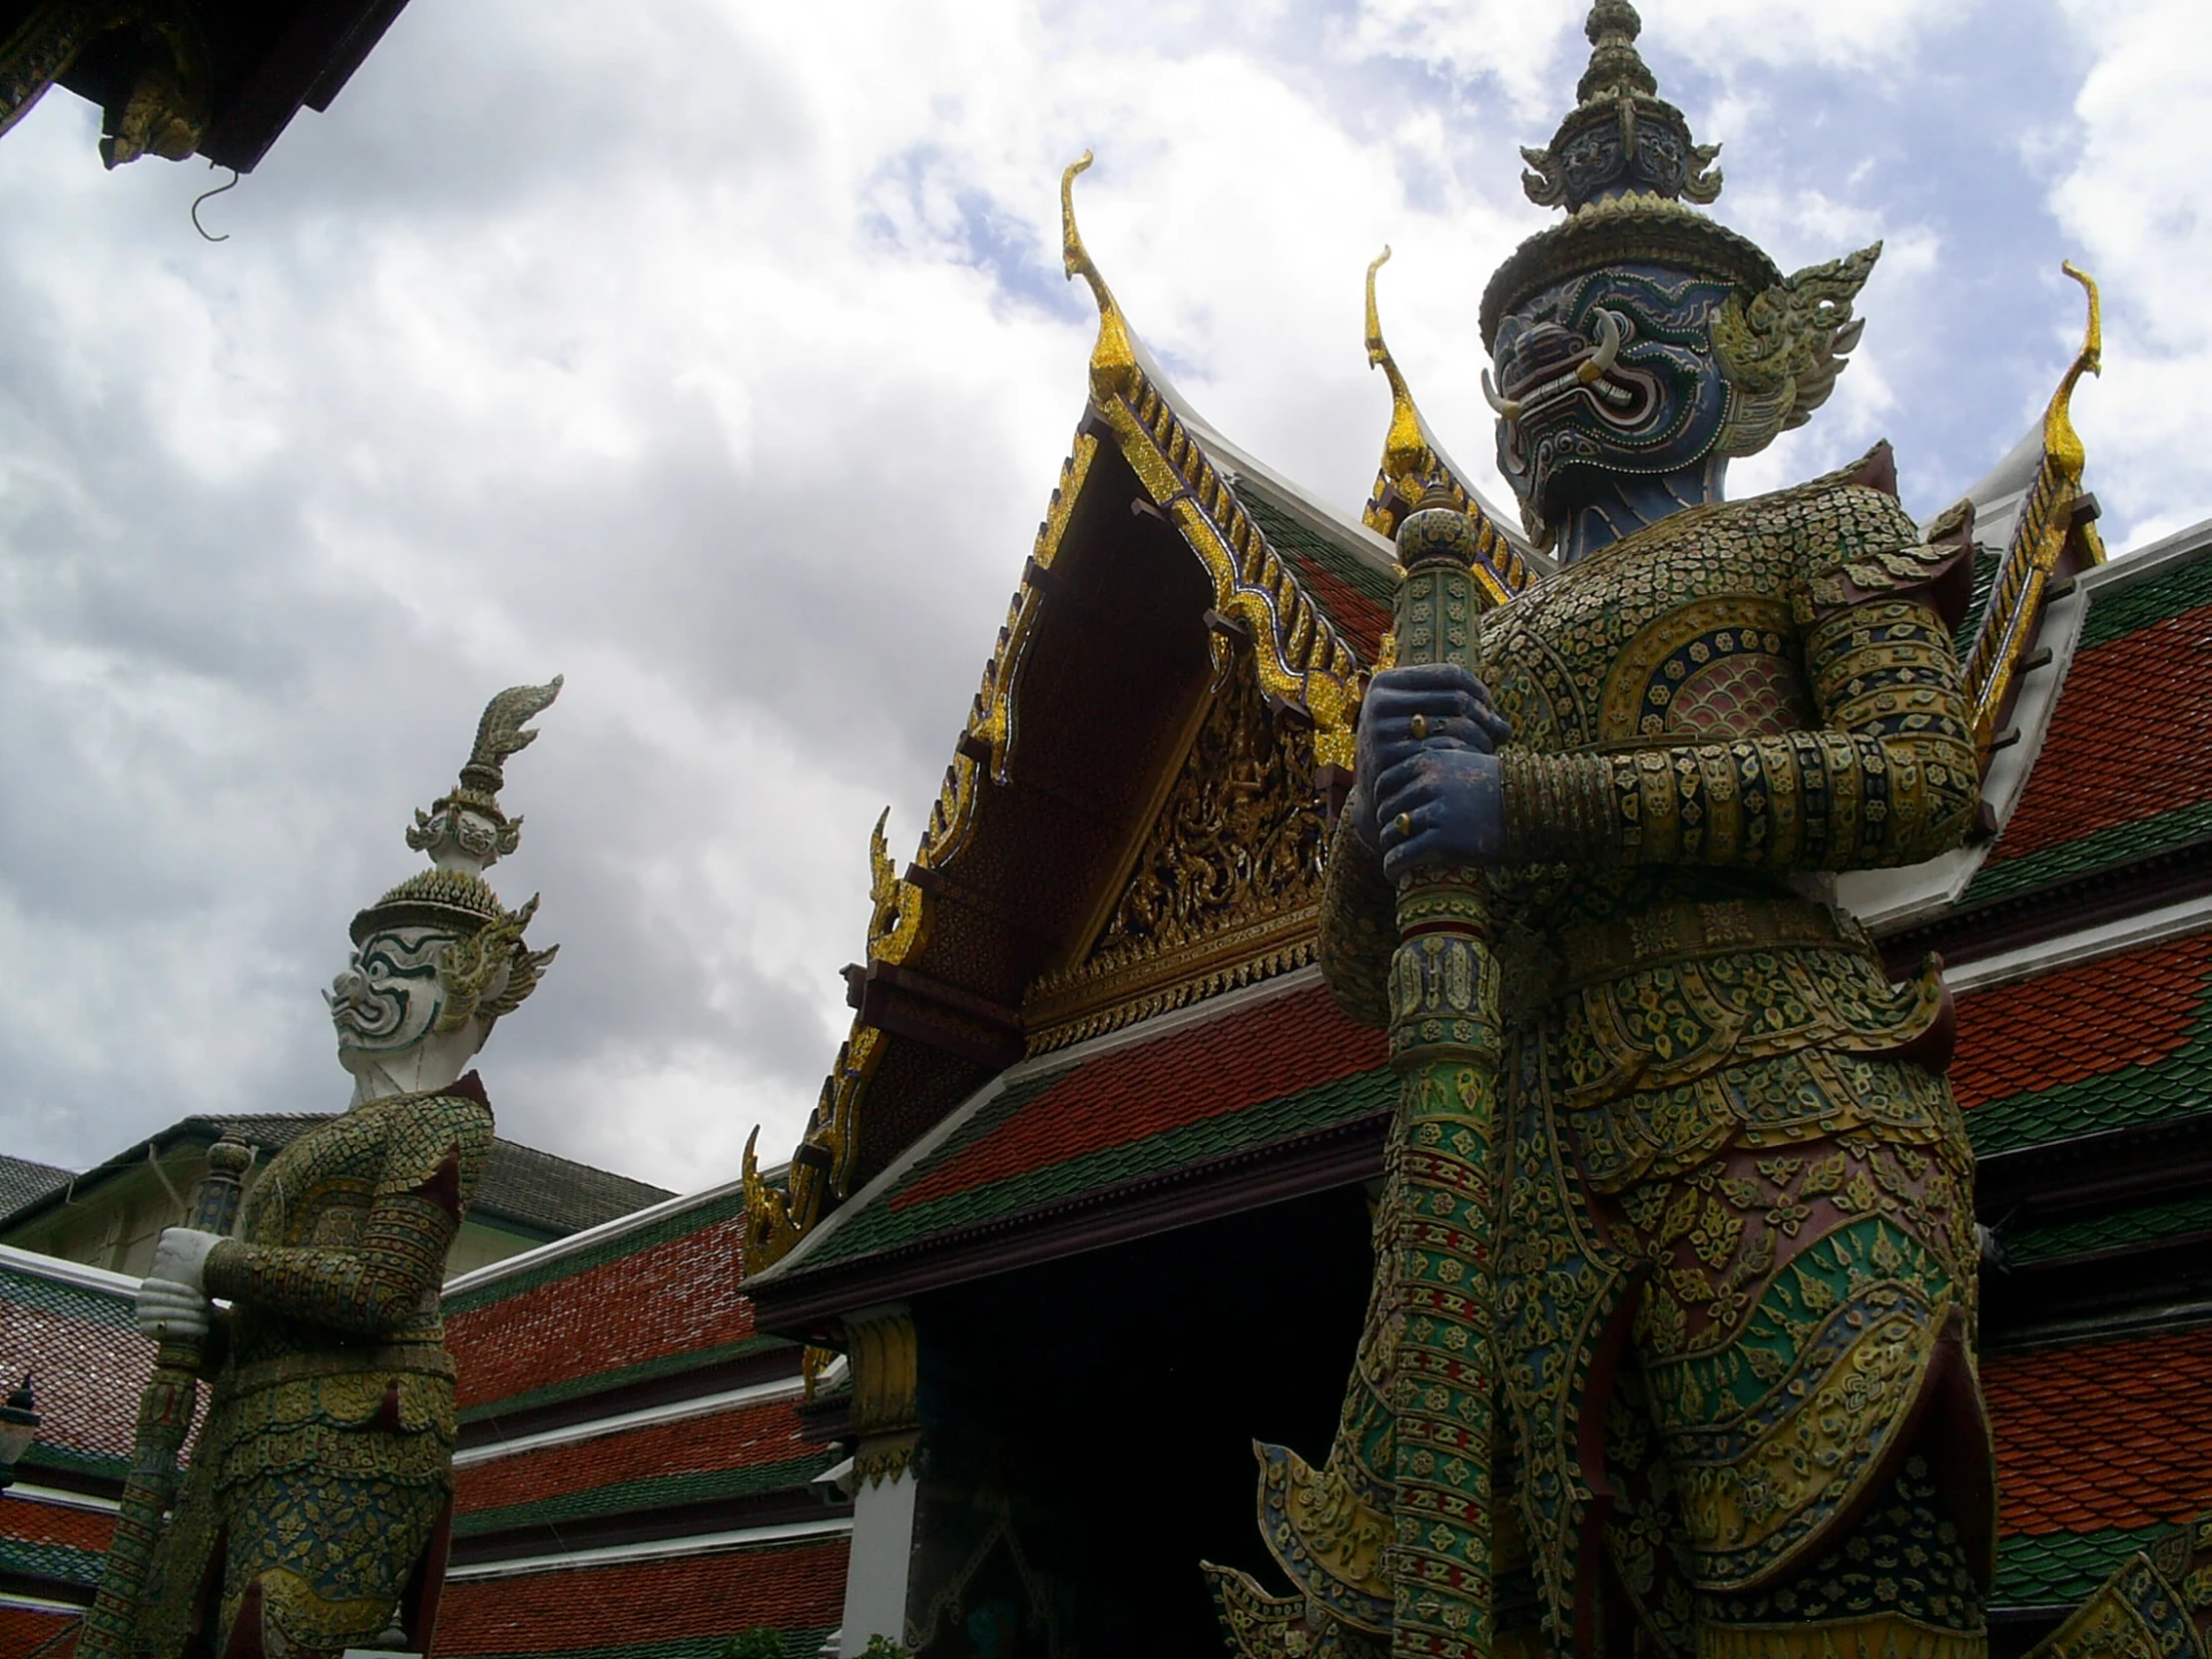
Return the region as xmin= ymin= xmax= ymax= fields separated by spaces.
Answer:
xmin=191 ymin=164 xmax=240 ymax=243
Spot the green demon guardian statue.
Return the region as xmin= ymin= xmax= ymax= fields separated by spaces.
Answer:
xmin=129 ymin=680 xmax=562 ymax=1659
xmin=1211 ymin=6 xmax=1999 ymax=1658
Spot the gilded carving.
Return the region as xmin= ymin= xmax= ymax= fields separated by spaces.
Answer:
xmin=1024 ymin=663 xmax=1326 ymax=1051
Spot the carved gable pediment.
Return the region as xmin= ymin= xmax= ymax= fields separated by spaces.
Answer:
xmin=1022 ymin=663 xmax=1326 ymax=1052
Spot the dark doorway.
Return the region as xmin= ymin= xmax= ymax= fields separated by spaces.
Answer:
xmin=908 ymin=1184 xmax=1377 ymax=1655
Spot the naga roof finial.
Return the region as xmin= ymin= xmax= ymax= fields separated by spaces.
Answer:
xmin=1061 ymin=153 xmax=1139 ymax=399
xmin=1364 ymin=248 xmax=1430 ymax=495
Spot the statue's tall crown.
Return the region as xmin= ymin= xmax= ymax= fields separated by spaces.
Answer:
xmin=1482 ymin=1 xmax=1782 ymax=347
xmin=349 ymin=682 xmax=562 ymax=1032
xmin=1519 ymin=0 xmax=1722 ymax=213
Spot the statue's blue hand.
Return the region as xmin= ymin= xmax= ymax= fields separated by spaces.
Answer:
xmin=1376 ymin=746 xmax=1507 ymax=878
xmin=1351 ymin=664 xmax=1511 ymax=860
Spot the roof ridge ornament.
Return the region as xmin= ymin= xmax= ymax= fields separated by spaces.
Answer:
xmin=1364 ymin=248 xmax=1433 ymax=498
xmin=1061 ymin=153 xmax=1139 ymax=400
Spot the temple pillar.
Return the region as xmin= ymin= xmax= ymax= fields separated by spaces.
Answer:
xmin=839 ymin=1305 xmax=921 ymax=1657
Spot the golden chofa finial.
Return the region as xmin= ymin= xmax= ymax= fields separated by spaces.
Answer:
xmin=2043 ymin=263 xmax=2102 ymax=477
xmin=1061 ymin=152 xmax=1139 ymax=399
xmin=1365 ymin=248 xmax=1431 ymax=496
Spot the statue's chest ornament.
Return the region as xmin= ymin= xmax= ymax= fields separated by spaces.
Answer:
xmin=1488 ymin=523 xmax=1808 ymax=752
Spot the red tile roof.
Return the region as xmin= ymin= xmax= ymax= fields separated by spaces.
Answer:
xmin=435 ymin=1538 xmax=849 ymax=1653
xmin=0 ymin=1499 xmax=113 ymax=1558
xmin=1985 ymin=1324 xmax=2212 ymax=1536
xmin=448 ymin=1211 xmax=753 ymax=1412
xmin=1949 ymin=929 xmax=2212 ymax=1113
xmin=0 ymin=1605 xmax=77 ymax=1659
xmin=1990 ymin=599 xmax=2212 ymax=867
xmin=892 ymin=979 xmax=1384 ymax=1213
xmin=456 ymin=1396 xmax=816 ymax=1514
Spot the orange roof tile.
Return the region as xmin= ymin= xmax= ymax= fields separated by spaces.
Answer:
xmin=1985 ymin=1324 xmax=2212 ymax=1537
xmin=455 ymin=1396 xmax=816 ymax=1515
xmin=1949 ymin=929 xmax=2212 ymax=1113
xmin=435 ymin=1538 xmax=849 ymax=1652
xmin=890 ymin=979 xmax=1384 ymax=1213
xmin=1990 ymin=600 xmax=2212 ymax=867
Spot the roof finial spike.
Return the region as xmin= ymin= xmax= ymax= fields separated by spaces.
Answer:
xmin=2043 ymin=263 xmax=2102 ymax=475
xmin=1061 ymin=153 xmax=1139 ymax=398
xmin=1363 ymin=248 xmax=1428 ymax=492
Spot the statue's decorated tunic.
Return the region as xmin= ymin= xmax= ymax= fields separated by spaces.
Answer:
xmin=143 ymin=1078 xmax=493 ymax=1659
xmin=1318 ymin=470 xmax=1993 ymax=1654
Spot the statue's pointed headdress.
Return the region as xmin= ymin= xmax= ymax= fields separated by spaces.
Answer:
xmin=1482 ymin=1 xmax=1877 ymax=455
xmin=352 ymin=679 xmax=563 ymax=1028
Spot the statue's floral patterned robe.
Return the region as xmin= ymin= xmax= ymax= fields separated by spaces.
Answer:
xmin=1312 ymin=473 xmax=1995 ymax=1659
xmin=142 ymin=1077 xmax=492 ymax=1659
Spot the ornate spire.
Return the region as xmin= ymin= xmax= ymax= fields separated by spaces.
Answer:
xmin=406 ymin=677 xmax=563 ymax=873
xmin=1519 ymin=0 xmax=1721 ymax=214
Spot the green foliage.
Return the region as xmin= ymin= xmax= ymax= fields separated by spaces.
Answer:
xmin=860 ymin=1639 xmax=911 ymax=1659
xmin=719 ymin=1632 xmax=787 ymax=1659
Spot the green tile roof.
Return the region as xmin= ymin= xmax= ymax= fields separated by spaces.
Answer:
xmin=1966 ymin=967 xmax=2212 ymax=1159
xmin=2005 ymin=1190 xmax=2212 ymax=1267
xmin=1237 ymin=489 xmax=1395 ymax=612
xmin=0 ymin=1262 xmax=134 ymax=1330
xmin=0 ymin=1534 xmax=105 ymax=1588
xmin=1964 ymin=801 xmax=2212 ymax=905
xmin=1994 ymin=1526 xmax=2168 ymax=1609
xmin=2079 ymin=550 xmax=2212 ymax=651
xmin=453 ymin=1454 xmax=838 ymax=1539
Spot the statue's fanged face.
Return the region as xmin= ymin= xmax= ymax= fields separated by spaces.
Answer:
xmin=1490 ymin=262 xmax=1734 ymax=523
xmin=329 ymin=925 xmax=463 ymax=1065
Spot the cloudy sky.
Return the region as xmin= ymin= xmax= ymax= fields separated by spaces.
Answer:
xmin=0 ymin=0 xmax=2202 ymax=1195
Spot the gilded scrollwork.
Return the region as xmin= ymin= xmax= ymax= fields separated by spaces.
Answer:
xmin=1024 ymin=665 xmax=1327 ymax=1050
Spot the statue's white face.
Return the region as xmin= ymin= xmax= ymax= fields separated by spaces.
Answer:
xmin=328 ymin=925 xmax=461 ymax=1071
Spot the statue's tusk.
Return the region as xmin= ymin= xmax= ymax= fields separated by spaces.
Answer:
xmin=1576 ymin=309 xmax=1623 ymax=384
xmin=1481 ymin=369 xmax=1522 ymax=420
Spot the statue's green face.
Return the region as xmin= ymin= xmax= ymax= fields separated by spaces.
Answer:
xmin=1490 ymin=262 xmax=1734 ymax=522
xmin=329 ymin=925 xmax=463 ymax=1065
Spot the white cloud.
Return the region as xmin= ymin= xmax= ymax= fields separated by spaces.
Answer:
xmin=0 ymin=0 xmax=2193 ymax=1197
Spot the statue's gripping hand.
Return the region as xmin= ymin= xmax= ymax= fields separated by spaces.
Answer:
xmin=135 ymin=1227 xmax=224 ymax=1342
xmin=1355 ymin=664 xmax=1512 ymax=880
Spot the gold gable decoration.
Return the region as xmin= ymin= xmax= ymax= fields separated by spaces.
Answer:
xmin=1023 ymin=664 xmax=1326 ymax=1052
xmin=1958 ymin=263 xmax=2108 ymax=759
xmin=1360 ymin=247 xmax=1540 ymax=606
xmin=1062 ymin=154 xmax=1365 ymax=772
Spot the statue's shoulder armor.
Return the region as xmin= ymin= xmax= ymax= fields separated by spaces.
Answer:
xmin=371 ymin=1077 xmax=495 ymax=1203
xmin=1720 ymin=470 xmax=1971 ymax=635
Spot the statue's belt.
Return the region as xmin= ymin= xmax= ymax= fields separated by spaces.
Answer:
xmin=1542 ymin=896 xmax=1871 ymax=997
xmin=228 ymin=1344 xmax=456 ymax=1395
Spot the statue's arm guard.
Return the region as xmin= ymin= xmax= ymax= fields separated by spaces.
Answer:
xmin=203 ymin=1093 xmax=493 ymax=1338
xmin=1499 ymin=487 xmax=1979 ymax=872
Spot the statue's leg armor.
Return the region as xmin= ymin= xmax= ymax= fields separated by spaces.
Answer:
xmin=1590 ymin=1056 xmax=1993 ymax=1659
xmin=213 ymin=1467 xmax=449 ymax=1659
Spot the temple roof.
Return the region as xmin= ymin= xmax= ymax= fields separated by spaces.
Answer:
xmin=0 ymin=1154 xmax=69 ymax=1218
xmin=1984 ymin=1323 xmax=2212 ymax=1611
xmin=0 ymin=1248 xmax=145 ymax=1610
xmin=0 ymin=1111 xmax=675 ymax=1242
xmin=750 ymin=971 xmax=1391 ymax=1321
xmin=438 ymin=1182 xmax=845 ymax=1640
xmin=1962 ymin=528 xmax=2212 ymax=909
